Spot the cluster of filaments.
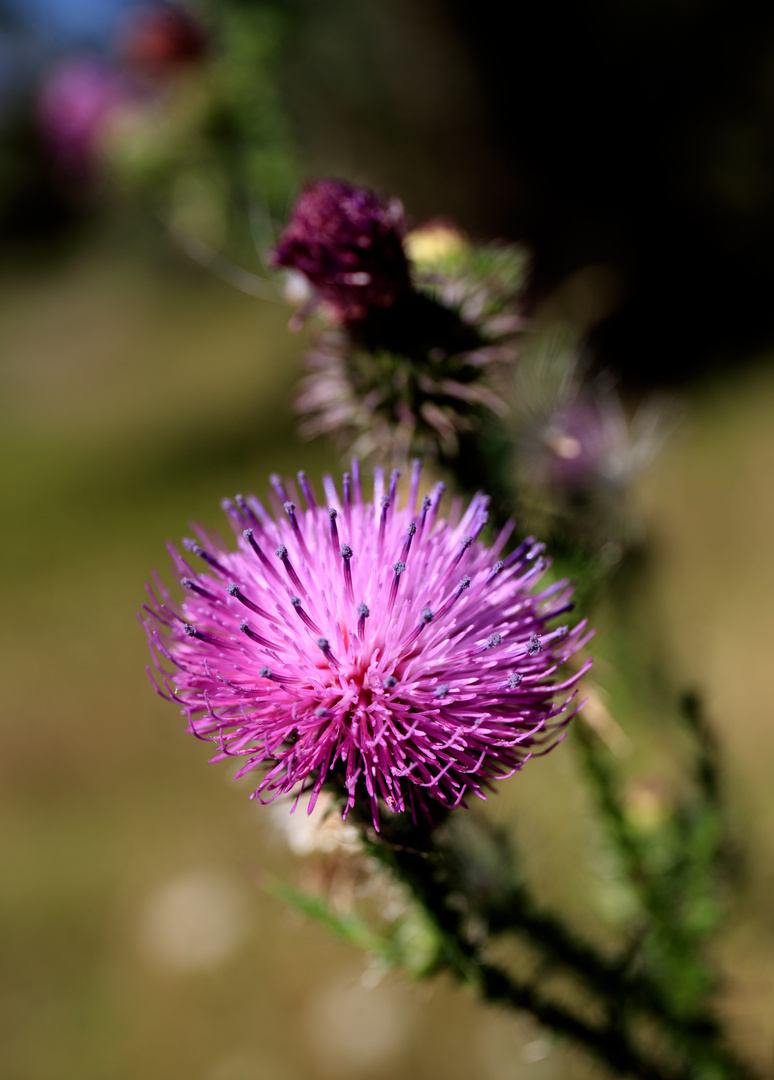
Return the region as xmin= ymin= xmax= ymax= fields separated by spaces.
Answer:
xmin=142 ymin=461 xmax=592 ymax=826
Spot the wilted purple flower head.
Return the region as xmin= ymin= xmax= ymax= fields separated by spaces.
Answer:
xmin=271 ymin=179 xmax=411 ymax=322
xmin=37 ymin=59 xmax=133 ymax=173
xmin=142 ymin=463 xmax=592 ymax=827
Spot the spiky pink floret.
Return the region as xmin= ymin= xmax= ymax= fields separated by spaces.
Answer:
xmin=142 ymin=462 xmax=593 ymax=828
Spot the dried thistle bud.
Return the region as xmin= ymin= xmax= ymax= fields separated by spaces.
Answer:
xmin=513 ymin=370 xmax=673 ymax=549
xmin=295 ymin=233 xmax=527 ymax=461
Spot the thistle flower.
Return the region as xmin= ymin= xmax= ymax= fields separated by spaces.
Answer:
xmin=283 ymin=188 xmax=528 ymax=462
xmin=537 ymin=393 xmax=666 ymax=495
xmin=271 ymin=179 xmax=411 ymax=322
xmin=511 ymin=368 xmax=673 ymax=550
xmin=142 ymin=463 xmax=592 ymax=828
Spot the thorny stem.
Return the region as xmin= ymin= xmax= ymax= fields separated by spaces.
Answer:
xmin=350 ymin=800 xmax=758 ymax=1080
xmin=489 ymin=884 xmax=719 ymax=1040
xmin=680 ymin=691 xmax=720 ymax=805
xmin=574 ymin=720 xmax=669 ymax=915
xmin=573 ymin=716 xmax=722 ymax=984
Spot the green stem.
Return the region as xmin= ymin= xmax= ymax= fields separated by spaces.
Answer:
xmin=490 ymin=884 xmax=720 ymax=1042
xmin=351 ymin=803 xmax=757 ymax=1080
xmin=573 ymin=719 xmax=719 ymax=969
xmin=363 ymin=823 xmax=682 ymax=1078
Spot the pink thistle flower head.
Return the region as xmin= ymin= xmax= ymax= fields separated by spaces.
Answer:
xmin=142 ymin=463 xmax=593 ymax=828
xmin=271 ymin=179 xmax=412 ymax=322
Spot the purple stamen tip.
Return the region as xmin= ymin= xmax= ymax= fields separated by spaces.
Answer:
xmin=435 ymin=683 xmax=450 ymax=699
xmin=421 ymin=607 xmax=434 ymax=623
xmin=528 ymin=633 xmax=542 ymax=655
xmin=317 ymin=637 xmax=329 ymax=650
xmin=239 ymin=621 xmax=249 ymax=633
xmin=291 ymin=596 xmax=302 ymax=608
xmin=243 ymin=528 xmax=253 ymax=540
xmin=315 ymin=706 xmax=328 ymax=717
xmin=487 ymin=633 xmax=503 ymax=648
xmin=183 ymin=623 xmax=196 ymax=636
xmin=328 ymin=508 xmax=337 ymax=520
xmin=460 ymin=576 xmax=471 ymax=590
xmin=357 ymin=602 xmax=370 ymax=618
xmin=182 ymin=577 xmax=194 ymax=589
xmin=408 ymin=522 xmax=417 ymax=536
xmin=227 ymin=584 xmax=239 ymax=596
xmin=275 ymin=545 xmax=288 ymax=559
xmin=259 ymin=666 xmax=272 ymax=678
xmin=507 ymin=672 xmax=523 ymax=688
xmin=383 ymin=675 xmax=397 ymax=688
xmin=340 ymin=545 xmax=353 ymax=560
xmin=392 ymin=561 xmax=406 ymax=575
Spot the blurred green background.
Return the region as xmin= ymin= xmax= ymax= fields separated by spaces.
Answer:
xmin=2 ymin=1 xmax=774 ymax=1078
